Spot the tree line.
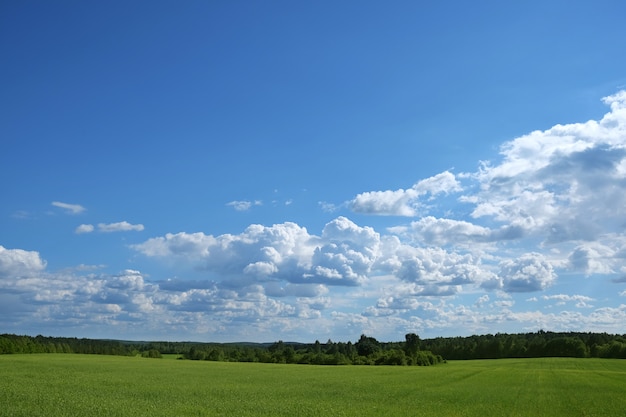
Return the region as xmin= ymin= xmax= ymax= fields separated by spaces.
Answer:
xmin=2 ymin=330 xmax=625 ymax=364
xmin=0 ymin=334 xmax=134 ymax=356
xmin=419 ymin=330 xmax=626 ymax=360
xmin=0 ymin=333 xmax=442 ymax=366
xmin=184 ymin=334 xmax=443 ymax=366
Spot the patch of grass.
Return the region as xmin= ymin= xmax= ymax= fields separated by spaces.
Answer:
xmin=1 ymin=355 xmax=625 ymax=416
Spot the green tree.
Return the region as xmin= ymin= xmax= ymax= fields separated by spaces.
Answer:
xmin=404 ymin=333 xmax=421 ymax=357
xmin=355 ymin=334 xmax=380 ymax=357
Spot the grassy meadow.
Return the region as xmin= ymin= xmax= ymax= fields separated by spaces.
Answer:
xmin=1 ymin=354 xmax=625 ymax=416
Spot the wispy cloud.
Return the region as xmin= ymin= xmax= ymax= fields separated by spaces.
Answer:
xmin=319 ymin=201 xmax=341 ymax=212
xmin=51 ymin=201 xmax=86 ymax=214
xmin=226 ymin=200 xmax=262 ymax=211
xmin=11 ymin=210 xmax=32 ymax=219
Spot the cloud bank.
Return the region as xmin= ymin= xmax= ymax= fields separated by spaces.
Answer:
xmin=4 ymin=91 xmax=626 ymax=341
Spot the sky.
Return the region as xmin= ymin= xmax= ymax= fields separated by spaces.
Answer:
xmin=2 ymin=0 xmax=626 ymax=343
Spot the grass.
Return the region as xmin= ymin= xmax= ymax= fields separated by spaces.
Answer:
xmin=1 ymin=355 xmax=625 ymax=416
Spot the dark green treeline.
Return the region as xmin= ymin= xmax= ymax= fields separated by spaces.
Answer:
xmin=0 ymin=333 xmax=441 ymax=365
xmin=184 ymin=334 xmax=442 ymax=366
xmin=419 ymin=331 xmax=626 ymax=360
xmin=2 ymin=331 xmax=626 ymax=363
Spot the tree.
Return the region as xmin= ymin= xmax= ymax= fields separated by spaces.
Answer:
xmin=355 ymin=334 xmax=380 ymax=357
xmin=141 ymin=349 xmax=162 ymax=358
xmin=404 ymin=333 xmax=421 ymax=357
xmin=544 ymin=337 xmax=588 ymax=358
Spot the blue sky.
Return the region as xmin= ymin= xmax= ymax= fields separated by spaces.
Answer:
xmin=2 ymin=0 xmax=626 ymax=342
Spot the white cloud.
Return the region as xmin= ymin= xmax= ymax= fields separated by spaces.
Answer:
xmin=319 ymin=201 xmax=340 ymax=212
xmin=133 ymin=232 xmax=217 ymax=258
xmin=568 ymin=243 xmax=616 ymax=275
xmin=1 ymin=239 xmax=624 ymax=341
xmin=411 ymin=216 xmax=491 ymax=243
xmin=51 ymin=201 xmax=86 ymax=214
xmin=466 ymin=91 xmax=626 ymax=242
xmin=226 ymin=200 xmax=262 ymax=211
xmin=6 ymin=91 xmax=626 ymax=341
xmin=75 ymin=222 xmax=143 ymax=234
xmin=413 ymin=171 xmax=463 ymax=196
xmin=484 ymin=253 xmax=556 ymax=293
xmin=474 ymin=294 xmax=490 ymax=307
xmin=345 ymin=91 xmax=626 ymax=286
xmin=350 ymin=188 xmax=419 ymax=216
xmin=75 ymin=224 xmax=95 ymax=234
xmin=0 ymin=246 xmax=46 ymax=278
xmin=542 ymin=294 xmax=594 ymax=308
xmin=393 ymin=248 xmax=482 ymax=287
xmin=134 ymin=217 xmax=380 ymax=287
xmin=264 ymin=282 xmax=329 ymax=298
xmin=135 ymin=216 xmax=495 ymax=293
xmin=98 ymin=221 xmax=144 ymax=232
xmin=350 ymin=171 xmax=461 ymax=216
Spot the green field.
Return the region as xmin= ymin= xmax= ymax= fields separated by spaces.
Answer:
xmin=1 ymin=355 xmax=625 ymax=416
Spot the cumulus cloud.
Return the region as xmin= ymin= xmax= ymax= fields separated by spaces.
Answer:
xmin=468 ymin=91 xmax=626 ymax=241
xmin=542 ymin=294 xmax=594 ymax=308
xmin=343 ymin=91 xmax=626 ymax=285
xmin=75 ymin=222 xmax=144 ymax=234
xmin=0 ymin=239 xmax=622 ymax=342
xmin=0 ymin=246 xmax=46 ymax=278
xmin=75 ymin=224 xmax=95 ymax=234
xmin=483 ymin=253 xmax=556 ymax=293
xmin=350 ymin=171 xmax=461 ymax=216
xmin=98 ymin=221 xmax=144 ymax=232
xmin=405 ymin=217 xmax=492 ymax=245
xmin=6 ymin=91 xmax=626 ymax=341
xmin=568 ymin=243 xmax=616 ymax=275
xmin=134 ymin=232 xmax=216 ymax=258
xmin=309 ymin=217 xmax=380 ymax=286
xmin=134 ymin=215 xmax=495 ymax=293
xmin=0 ymin=253 xmax=306 ymax=340
xmin=134 ymin=217 xmax=382 ymax=287
xmin=394 ymin=249 xmax=482 ymax=287
xmin=51 ymin=201 xmax=86 ymax=214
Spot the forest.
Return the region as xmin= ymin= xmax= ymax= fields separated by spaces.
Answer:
xmin=419 ymin=330 xmax=626 ymax=360
xmin=1 ymin=330 xmax=626 ymax=365
xmin=0 ymin=333 xmax=441 ymax=366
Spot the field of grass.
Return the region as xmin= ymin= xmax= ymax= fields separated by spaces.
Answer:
xmin=1 ymin=354 xmax=625 ymax=416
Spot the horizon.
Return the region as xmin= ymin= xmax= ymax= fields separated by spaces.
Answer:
xmin=2 ymin=1 xmax=626 ymax=343
xmin=7 ymin=327 xmax=625 ymax=346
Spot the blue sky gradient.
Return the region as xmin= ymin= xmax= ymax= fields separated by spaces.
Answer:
xmin=2 ymin=0 xmax=626 ymax=342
